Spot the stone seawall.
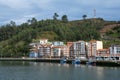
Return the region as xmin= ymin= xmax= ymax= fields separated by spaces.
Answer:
xmin=0 ymin=58 xmax=120 ymax=67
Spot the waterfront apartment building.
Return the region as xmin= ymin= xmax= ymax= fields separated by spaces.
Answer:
xmin=67 ymin=42 xmax=73 ymax=57
xmin=29 ymin=39 xmax=108 ymax=58
xmin=97 ymin=49 xmax=110 ymax=57
xmin=29 ymin=51 xmax=38 ymax=58
xmin=51 ymin=41 xmax=64 ymax=57
xmin=70 ymin=41 xmax=86 ymax=58
xmin=38 ymin=44 xmax=52 ymax=57
xmin=51 ymin=41 xmax=69 ymax=58
xmin=87 ymin=40 xmax=103 ymax=57
xmin=29 ymin=39 xmax=52 ymax=58
xmin=51 ymin=46 xmax=67 ymax=58
xmin=51 ymin=46 xmax=61 ymax=57
xmin=29 ymin=43 xmax=40 ymax=58
xmin=110 ymin=45 xmax=120 ymax=57
xmin=61 ymin=45 xmax=69 ymax=57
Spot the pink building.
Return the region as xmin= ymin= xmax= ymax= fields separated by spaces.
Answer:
xmin=67 ymin=42 xmax=73 ymax=57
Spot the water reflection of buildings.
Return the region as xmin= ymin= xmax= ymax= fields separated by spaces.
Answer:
xmin=96 ymin=67 xmax=104 ymax=80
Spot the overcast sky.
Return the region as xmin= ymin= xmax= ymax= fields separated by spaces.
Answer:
xmin=0 ymin=0 xmax=120 ymax=25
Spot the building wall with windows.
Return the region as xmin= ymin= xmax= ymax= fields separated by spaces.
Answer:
xmin=51 ymin=47 xmax=61 ymax=57
xmin=52 ymin=41 xmax=64 ymax=46
xmin=67 ymin=42 xmax=73 ymax=57
xmin=87 ymin=40 xmax=103 ymax=57
xmin=97 ymin=49 xmax=110 ymax=57
xmin=70 ymin=41 xmax=86 ymax=58
xmin=38 ymin=44 xmax=52 ymax=57
xmin=110 ymin=45 xmax=120 ymax=57
xmin=61 ymin=46 xmax=69 ymax=57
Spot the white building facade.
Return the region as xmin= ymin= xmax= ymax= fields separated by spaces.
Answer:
xmin=70 ymin=41 xmax=86 ymax=58
xmin=40 ymin=39 xmax=48 ymax=44
xmin=110 ymin=45 xmax=120 ymax=56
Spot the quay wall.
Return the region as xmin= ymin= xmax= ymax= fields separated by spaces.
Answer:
xmin=0 ymin=58 xmax=120 ymax=67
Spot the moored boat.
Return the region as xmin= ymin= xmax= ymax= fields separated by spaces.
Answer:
xmin=60 ymin=57 xmax=67 ymax=64
xmin=72 ymin=57 xmax=81 ymax=64
xmin=86 ymin=58 xmax=96 ymax=66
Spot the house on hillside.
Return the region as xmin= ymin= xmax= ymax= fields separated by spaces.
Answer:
xmin=40 ymin=38 xmax=48 ymax=44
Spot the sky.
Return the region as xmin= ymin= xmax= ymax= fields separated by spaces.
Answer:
xmin=0 ymin=0 xmax=120 ymax=25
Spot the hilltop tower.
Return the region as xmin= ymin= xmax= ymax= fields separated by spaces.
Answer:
xmin=94 ymin=8 xmax=96 ymax=18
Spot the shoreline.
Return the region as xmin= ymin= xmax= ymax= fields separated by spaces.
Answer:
xmin=0 ymin=58 xmax=120 ymax=67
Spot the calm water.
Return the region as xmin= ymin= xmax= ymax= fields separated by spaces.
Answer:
xmin=0 ymin=61 xmax=120 ymax=80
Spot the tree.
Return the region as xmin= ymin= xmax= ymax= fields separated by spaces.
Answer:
xmin=31 ymin=17 xmax=37 ymax=24
xmin=53 ymin=13 xmax=59 ymax=20
xmin=61 ymin=15 xmax=68 ymax=23
xmin=10 ymin=21 xmax=16 ymax=26
xmin=82 ymin=15 xmax=87 ymax=20
xmin=27 ymin=17 xmax=37 ymax=24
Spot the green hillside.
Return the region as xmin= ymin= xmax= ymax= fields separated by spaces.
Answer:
xmin=0 ymin=17 xmax=119 ymax=57
xmin=103 ymin=24 xmax=120 ymax=48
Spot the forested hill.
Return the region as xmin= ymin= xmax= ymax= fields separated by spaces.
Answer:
xmin=0 ymin=17 xmax=119 ymax=57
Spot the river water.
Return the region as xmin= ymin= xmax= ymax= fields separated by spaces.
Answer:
xmin=0 ymin=61 xmax=119 ymax=80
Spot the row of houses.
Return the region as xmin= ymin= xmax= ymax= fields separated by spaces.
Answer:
xmin=29 ymin=39 xmax=120 ymax=60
